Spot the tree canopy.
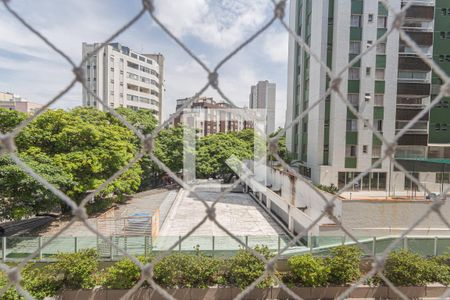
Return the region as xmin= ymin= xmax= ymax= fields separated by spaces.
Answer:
xmin=0 ymin=107 xmax=143 ymax=219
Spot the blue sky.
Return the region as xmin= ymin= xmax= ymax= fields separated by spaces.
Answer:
xmin=0 ymin=0 xmax=289 ymax=127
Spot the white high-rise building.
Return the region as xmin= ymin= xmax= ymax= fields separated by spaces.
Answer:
xmin=82 ymin=42 xmax=164 ymax=123
xmin=286 ymin=0 xmax=450 ymax=193
xmin=249 ymin=80 xmax=276 ymax=134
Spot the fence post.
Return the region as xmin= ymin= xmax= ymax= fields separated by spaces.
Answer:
xmin=434 ymin=236 xmax=438 ymax=256
xmin=372 ymin=237 xmax=376 ymax=257
xmin=74 ymin=237 xmax=78 ymax=253
xmin=341 ymin=236 xmax=346 ymax=245
xmin=212 ymin=236 xmax=215 ymax=257
xmin=403 ymin=237 xmax=408 ymax=250
xmin=124 ymin=236 xmax=128 ymax=253
xmin=2 ymin=237 xmax=6 ymax=261
xmin=110 ymin=236 xmax=114 ymax=260
xmin=245 ymin=236 xmax=249 ymax=248
xmin=178 ymin=236 xmax=182 ymax=252
xmin=144 ymin=236 xmax=148 ymax=257
xmin=277 ymin=235 xmax=281 ymax=255
xmin=38 ymin=237 xmax=43 ymax=260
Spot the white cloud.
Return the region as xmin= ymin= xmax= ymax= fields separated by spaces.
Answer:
xmin=263 ymin=29 xmax=289 ymax=63
xmin=153 ymin=0 xmax=272 ymax=48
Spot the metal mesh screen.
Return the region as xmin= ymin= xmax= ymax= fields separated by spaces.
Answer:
xmin=0 ymin=0 xmax=449 ymax=299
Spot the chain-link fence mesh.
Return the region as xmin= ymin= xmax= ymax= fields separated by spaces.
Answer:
xmin=0 ymin=0 xmax=449 ymax=299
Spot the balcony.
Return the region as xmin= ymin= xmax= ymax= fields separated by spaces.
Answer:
xmin=396 ymin=107 xmax=429 ymax=121
xmin=397 ymin=71 xmax=431 ymax=84
xmin=397 ymin=82 xmax=431 ymax=95
xmin=402 ymin=4 xmax=435 ymax=20
xmin=403 ymin=31 xmax=433 ymax=46
xmin=402 ymin=21 xmax=434 ymax=32
xmin=396 ymin=120 xmax=428 ymax=134
xmin=398 ymin=57 xmax=431 ymax=71
xmin=396 ymin=96 xmax=430 ymax=108
xmin=397 ymin=134 xmax=428 ymax=146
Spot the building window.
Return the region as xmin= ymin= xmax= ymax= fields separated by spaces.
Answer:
xmin=110 ymin=91 xmax=114 ymax=96
xmin=375 ymin=120 xmax=383 ymax=132
xmin=346 ymin=119 xmax=358 ymax=132
xmin=366 ymin=67 xmax=371 ymax=76
xmin=368 ymin=14 xmax=374 ymax=23
xmin=348 ymin=68 xmax=360 ymax=80
xmin=348 ymin=93 xmax=359 ymax=108
xmin=436 ymin=173 xmax=450 ymax=184
xmin=442 ymin=8 xmax=447 ymax=16
xmin=110 ymin=56 xmax=114 ymax=63
xmin=374 ymin=95 xmax=384 ymax=106
xmin=376 ymin=43 xmax=386 ymax=54
xmin=110 ymin=67 xmax=114 ymax=72
xmin=365 ymin=93 xmax=371 ymax=101
xmin=372 ymin=145 xmax=382 ymax=158
xmin=350 ymin=41 xmax=361 ymax=54
xmin=346 ymin=145 xmax=357 ymax=157
xmin=363 ymin=145 xmax=368 ymax=154
xmin=375 ymin=68 xmax=385 ymax=80
xmin=377 ymin=16 xmax=387 ymax=28
xmin=351 ymin=15 xmax=362 ymax=27
xmin=367 ymin=40 xmax=373 ymax=48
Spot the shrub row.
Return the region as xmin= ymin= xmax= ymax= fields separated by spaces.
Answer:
xmin=1 ymin=246 xmax=450 ymax=300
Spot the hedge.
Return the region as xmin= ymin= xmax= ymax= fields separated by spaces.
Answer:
xmin=1 ymin=247 xmax=449 ymax=300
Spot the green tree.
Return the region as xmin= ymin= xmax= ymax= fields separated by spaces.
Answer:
xmin=115 ymin=107 xmax=157 ymax=135
xmin=0 ymin=108 xmax=27 ymax=134
xmin=0 ymin=107 xmax=143 ymax=218
xmin=196 ymin=133 xmax=253 ymax=180
xmin=0 ymin=149 xmax=73 ymax=220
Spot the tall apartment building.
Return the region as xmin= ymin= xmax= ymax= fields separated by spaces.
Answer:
xmin=82 ymin=43 xmax=164 ymax=123
xmin=249 ymin=80 xmax=276 ymax=134
xmin=286 ymin=0 xmax=450 ymax=192
xmin=0 ymin=91 xmax=43 ymax=114
xmin=173 ymin=97 xmax=253 ymax=136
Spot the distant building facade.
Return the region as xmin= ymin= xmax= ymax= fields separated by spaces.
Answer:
xmin=249 ymin=80 xmax=276 ymax=134
xmin=173 ymin=97 xmax=253 ymax=136
xmin=82 ymin=42 xmax=164 ymax=123
xmin=0 ymin=92 xmax=43 ymax=114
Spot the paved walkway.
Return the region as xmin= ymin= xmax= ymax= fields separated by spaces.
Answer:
xmin=159 ymin=188 xmax=284 ymax=237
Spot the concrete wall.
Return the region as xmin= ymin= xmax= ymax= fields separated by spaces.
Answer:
xmin=267 ymin=167 xmax=342 ymax=225
xmin=340 ymin=198 xmax=450 ymax=236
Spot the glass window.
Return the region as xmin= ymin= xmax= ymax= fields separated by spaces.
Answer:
xmin=374 ymin=95 xmax=384 ymax=106
xmin=350 ymin=41 xmax=361 ymax=54
xmin=351 ymin=15 xmax=362 ymax=27
xmin=346 ymin=145 xmax=357 ymax=157
xmin=346 ymin=119 xmax=358 ymax=131
xmin=436 ymin=173 xmax=450 ymax=184
xmin=372 ymin=146 xmax=382 ymax=158
xmin=377 ymin=16 xmax=387 ymax=28
xmin=376 ymin=43 xmax=386 ymax=54
xmin=368 ymin=14 xmax=374 ymax=22
xmin=375 ymin=69 xmax=385 ymax=80
xmin=375 ymin=119 xmax=383 ymax=132
xmin=363 ymin=145 xmax=368 ymax=153
xmin=366 ymin=67 xmax=371 ymax=76
xmin=348 ymin=68 xmax=360 ymax=80
xmin=348 ymin=94 xmax=359 ymax=107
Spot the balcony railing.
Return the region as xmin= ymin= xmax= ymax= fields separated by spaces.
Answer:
xmin=396 ymin=120 xmax=428 ymax=134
